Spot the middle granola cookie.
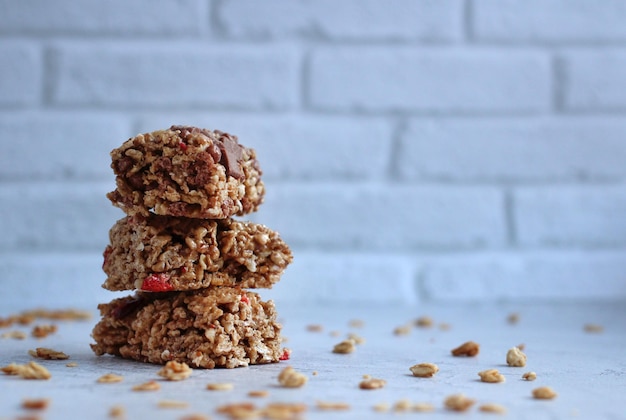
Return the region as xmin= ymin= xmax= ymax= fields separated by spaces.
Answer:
xmin=102 ymin=214 xmax=293 ymax=292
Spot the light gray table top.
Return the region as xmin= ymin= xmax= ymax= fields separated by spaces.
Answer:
xmin=1 ymin=301 xmax=625 ymax=419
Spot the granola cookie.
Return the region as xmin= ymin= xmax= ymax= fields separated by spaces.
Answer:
xmin=91 ymin=288 xmax=283 ymax=369
xmin=102 ymin=214 xmax=292 ymax=292
xmin=107 ymin=125 xmax=264 ymax=219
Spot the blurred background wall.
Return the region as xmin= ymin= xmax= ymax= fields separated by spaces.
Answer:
xmin=1 ymin=0 xmax=626 ymax=308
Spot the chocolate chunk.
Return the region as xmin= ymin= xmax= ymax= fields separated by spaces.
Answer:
xmin=215 ymin=131 xmax=244 ymax=180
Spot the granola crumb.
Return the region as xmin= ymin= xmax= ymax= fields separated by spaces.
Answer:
xmin=332 ymin=339 xmax=356 ymax=354
xmin=359 ymin=377 xmax=386 ymax=390
xmin=414 ymin=316 xmax=434 ymax=328
xmin=444 ymin=394 xmax=475 ymax=412
xmin=507 ymin=312 xmax=520 ymax=325
xmin=1 ymin=330 xmax=27 ymax=339
xmin=393 ymin=324 xmax=412 ymax=336
xmin=1 ymin=361 xmax=51 ymax=380
xmin=584 ymin=324 xmax=604 ymax=333
xmin=180 ymin=414 xmax=210 ymax=420
xmin=157 ymin=360 xmax=192 ymax=381
xmin=413 ymin=402 xmax=435 ymax=412
xmin=157 ymin=400 xmax=189 ymax=409
xmin=522 ymin=371 xmax=537 ymax=381
xmin=31 ymin=324 xmax=58 ymax=338
xmin=329 ymin=330 xmax=341 ymax=337
xmin=478 ymin=369 xmax=506 ymax=383
xmin=248 ymin=390 xmax=269 ymax=398
xmin=29 ymin=347 xmax=69 ymax=360
xmin=306 ymin=324 xmax=323 ymax=332
xmin=22 ymin=398 xmax=50 ymax=410
xmin=393 ymin=399 xmax=412 ymax=412
xmin=438 ymin=322 xmax=452 ymax=331
xmin=66 ymin=362 xmax=78 ymax=368
xmin=532 ymin=386 xmax=557 ymax=400
xmin=346 ymin=332 xmax=365 ymax=345
xmin=206 ymin=383 xmax=234 ymax=391
xmin=479 ymin=403 xmax=507 ymax=414
xmin=97 ymin=373 xmax=123 ymax=383
xmin=506 ymin=346 xmax=527 ymax=367
xmin=316 ymin=401 xmax=350 ymax=411
xmin=451 ymin=341 xmax=480 ymax=357
xmin=312 ymin=371 xmax=318 ymax=376
xmin=132 ymin=380 xmax=161 ymax=391
xmin=263 ymin=402 xmax=307 ymax=420
xmin=349 ymin=319 xmax=364 ymax=328
xmin=109 ymin=405 xmax=125 ymax=418
xmin=216 ymin=402 xmax=257 ymax=419
xmin=409 ymin=362 xmax=439 ymax=378
xmin=372 ymin=402 xmax=389 ymax=412
xmin=277 ymin=366 xmax=308 ymax=388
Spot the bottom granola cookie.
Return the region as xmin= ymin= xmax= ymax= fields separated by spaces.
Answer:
xmin=91 ymin=288 xmax=282 ymax=368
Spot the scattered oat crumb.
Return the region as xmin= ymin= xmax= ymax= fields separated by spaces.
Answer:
xmin=438 ymin=322 xmax=451 ymax=331
xmin=1 ymin=330 xmax=27 ymax=339
xmin=522 ymin=371 xmax=537 ymax=381
xmin=157 ymin=360 xmax=192 ymax=381
xmin=277 ymin=366 xmax=308 ymax=388
xmin=206 ymin=383 xmax=234 ymax=391
xmin=109 ymin=405 xmax=125 ymax=418
xmin=584 ymin=324 xmax=604 ymax=333
xmin=393 ymin=399 xmax=412 ymax=412
xmin=329 ymin=330 xmax=341 ymax=337
xmin=478 ymin=369 xmax=506 ymax=383
xmin=312 ymin=371 xmax=318 ymax=376
xmin=507 ymin=313 xmax=520 ymax=325
xmin=316 ymin=401 xmax=350 ymax=411
xmin=532 ymin=386 xmax=557 ymax=400
xmin=409 ymin=362 xmax=439 ymax=378
xmin=263 ymin=402 xmax=307 ymax=420
xmin=479 ymin=403 xmax=507 ymax=414
xmin=22 ymin=398 xmax=50 ymax=410
xmin=29 ymin=347 xmax=69 ymax=360
xmin=306 ymin=324 xmax=323 ymax=332
xmin=346 ymin=332 xmax=365 ymax=345
xmin=349 ymin=319 xmax=364 ymax=328
xmin=66 ymin=362 xmax=78 ymax=368
xmin=451 ymin=341 xmax=480 ymax=357
xmin=332 ymin=339 xmax=356 ymax=354
xmin=158 ymin=400 xmax=189 ymax=409
xmin=413 ymin=402 xmax=435 ymax=412
xmin=31 ymin=324 xmax=57 ymax=338
xmin=372 ymin=402 xmax=389 ymax=412
xmin=393 ymin=324 xmax=412 ymax=336
xmin=248 ymin=390 xmax=269 ymax=398
xmin=444 ymin=394 xmax=475 ymax=412
xmin=180 ymin=415 xmax=210 ymax=420
xmin=97 ymin=373 xmax=123 ymax=383
xmin=506 ymin=346 xmax=527 ymax=367
xmin=415 ymin=316 xmax=434 ymax=328
xmin=1 ymin=361 xmax=51 ymax=380
xmin=216 ymin=402 xmax=257 ymax=419
xmin=132 ymin=380 xmax=161 ymax=391
xmin=359 ymin=377 xmax=386 ymax=390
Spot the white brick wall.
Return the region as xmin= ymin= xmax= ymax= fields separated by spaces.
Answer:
xmin=1 ymin=0 xmax=625 ymax=308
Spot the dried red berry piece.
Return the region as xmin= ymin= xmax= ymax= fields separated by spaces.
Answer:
xmin=178 ymin=141 xmax=187 ymax=151
xmin=240 ymin=294 xmax=250 ymax=304
xmin=279 ymin=349 xmax=290 ymax=361
xmin=141 ymin=273 xmax=173 ymax=292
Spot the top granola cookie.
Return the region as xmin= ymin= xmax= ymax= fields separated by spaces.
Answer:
xmin=107 ymin=125 xmax=265 ymax=219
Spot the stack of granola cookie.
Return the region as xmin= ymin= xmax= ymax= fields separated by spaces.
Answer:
xmin=91 ymin=126 xmax=293 ymax=368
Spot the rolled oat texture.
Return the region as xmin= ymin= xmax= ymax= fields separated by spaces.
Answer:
xmin=107 ymin=125 xmax=264 ymax=219
xmin=91 ymin=287 xmax=283 ymax=369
